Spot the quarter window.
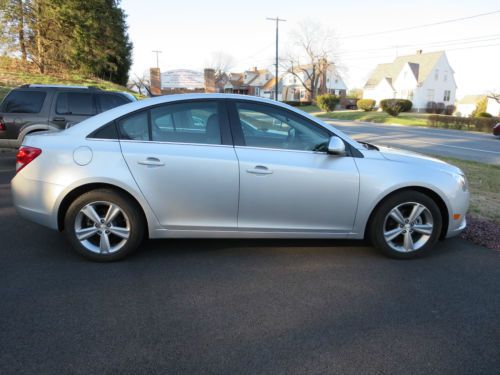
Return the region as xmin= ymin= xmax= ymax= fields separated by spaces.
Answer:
xmin=235 ymin=102 xmax=330 ymax=152
xmin=56 ymin=92 xmax=95 ymax=115
xmin=117 ymin=110 xmax=149 ymax=141
xmin=1 ymin=91 xmax=46 ymax=113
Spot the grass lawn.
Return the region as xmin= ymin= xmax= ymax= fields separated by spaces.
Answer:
xmin=435 ymin=156 xmax=500 ymax=225
xmin=317 ymin=110 xmax=430 ymax=126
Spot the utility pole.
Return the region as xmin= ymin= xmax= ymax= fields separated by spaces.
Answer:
xmin=152 ymin=50 xmax=162 ymax=69
xmin=266 ymin=17 xmax=286 ymax=101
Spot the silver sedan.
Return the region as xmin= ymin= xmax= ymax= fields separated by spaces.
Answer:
xmin=11 ymin=94 xmax=469 ymax=261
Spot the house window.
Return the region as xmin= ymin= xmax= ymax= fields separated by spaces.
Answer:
xmin=334 ymin=89 xmax=339 ymax=96
xmin=427 ymin=89 xmax=435 ymax=101
xmin=434 ymin=69 xmax=439 ymax=81
xmin=408 ymin=90 xmax=414 ymax=100
xmin=443 ymin=90 xmax=451 ymax=102
xmin=255 ymin=87 xmax=261 ymax=97
xmin=300 ymin=90 xmax=305 ymax=99
xmin=335 ymin=79 xmax=338 ymax=84
xmin=444 ymin=71 xmax=448 ymax=82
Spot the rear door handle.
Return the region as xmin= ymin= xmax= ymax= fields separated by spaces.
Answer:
xmin=246 ymin=165 xmax=273 ymax=175
xmin=52 ymin=117 xmax=66 ymax=122
xmin=138 ymin=157 xmax=165 ymax=167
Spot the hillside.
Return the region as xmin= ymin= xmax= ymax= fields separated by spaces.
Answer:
xmin=0 ymin=57 xmax=140 ymax=102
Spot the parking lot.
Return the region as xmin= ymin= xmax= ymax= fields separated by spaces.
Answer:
xmin=0 ymin=150 xmax=499 ymax=374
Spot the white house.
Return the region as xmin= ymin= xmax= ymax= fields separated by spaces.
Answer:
xmin=224 ymin=67 xmax=276 ymax=98
xmin=281 ymin=63 xmax=347 ymax=102
xmin=486 ymin=96 xmax=500 ymax=117
xmin=456 ymin=95 xmax=484 ymax=117
xmin=363 ymin=50 xmax=457 ymax=112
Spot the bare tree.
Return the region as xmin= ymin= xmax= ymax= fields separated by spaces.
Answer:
xmin=282 ymin=21 xmax=339 ymax=101
xmin=205 ymin=51 xmax=234 ymax=87
xmin=128 ymin=72 xmax=152 ymax=96
xmin=487 ymin=92 xmax=500 ymax=103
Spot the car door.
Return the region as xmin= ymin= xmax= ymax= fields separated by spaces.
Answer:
xmin=50 ymin=91 xmax=96 ymax=129
xmin=229 ymin=100 xmax=360 ymax=232
xmin=118 ymin=100 xmax=239 ymax=230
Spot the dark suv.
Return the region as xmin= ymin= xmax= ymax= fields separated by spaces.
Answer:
xmin=0 ymin=84 xmax=136 ymax=148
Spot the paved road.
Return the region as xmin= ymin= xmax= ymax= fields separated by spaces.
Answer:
xmin=0 ymin=153 xmax=499 ymax=374
xmin=323 ymin=119 xmax=500 ymax=165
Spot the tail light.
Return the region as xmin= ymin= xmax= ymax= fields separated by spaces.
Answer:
xmin=16 ymin=146 xmax=42 ymax=173
xmin=0 ymin=120 xmax=5 ymax=131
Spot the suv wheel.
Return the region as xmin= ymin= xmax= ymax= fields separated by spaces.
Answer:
xmin=64 ymin=189 xmax=145 ymax=261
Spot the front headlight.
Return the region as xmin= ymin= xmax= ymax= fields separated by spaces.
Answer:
xmin=452 ymin=173 xmax=468 ymax=192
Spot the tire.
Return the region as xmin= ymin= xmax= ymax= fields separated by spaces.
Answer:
xmin=369 ymin=191 xmax=442 ymax=259
xmin=64 ymin=189 xmax=145 ymax=261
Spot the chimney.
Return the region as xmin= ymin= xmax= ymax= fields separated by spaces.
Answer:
xmin=204 ymin=68 xmax=216 ymax=93
xmin=416 ymin=49 xmax=423 ymax=55
xmin=149 ymin=67 xmax=161 ymax=96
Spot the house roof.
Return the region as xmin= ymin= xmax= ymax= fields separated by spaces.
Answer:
xmin=364 ymin=51 xmax=444 ymax=89
xmin=458 ymin=95 xmax=485 ymax=104
xmin=262 ymin=77 xmax=283 ymax=91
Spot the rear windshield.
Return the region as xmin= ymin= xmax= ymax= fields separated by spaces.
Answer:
xmin=1 ymin=90 xmax=46 ymax=113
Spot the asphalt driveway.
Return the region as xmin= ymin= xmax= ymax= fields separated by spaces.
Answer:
xmin=0 ymin=151 xmax=499 ymax=374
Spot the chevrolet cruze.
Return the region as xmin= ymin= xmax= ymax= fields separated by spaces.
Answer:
xmin=11 ymin=94 xmax=469 ymax=261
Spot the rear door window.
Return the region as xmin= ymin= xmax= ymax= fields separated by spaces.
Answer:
xmin=56 ymin=92 xmax=95 ymax=115
xmin=97 ymin=94 xmax=129 ymax=113
xmin=1 ymin=91 xmax=46 ymax=113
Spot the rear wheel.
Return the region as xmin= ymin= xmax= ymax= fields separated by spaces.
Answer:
xmin=64 ymin=189 xmax=145 ymax=261
xmin=369 ymin=191 xmax=442 ymax=259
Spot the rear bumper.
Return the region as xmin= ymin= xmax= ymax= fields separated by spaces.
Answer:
xmin=11 ymin=173 xmax=63 ymax=230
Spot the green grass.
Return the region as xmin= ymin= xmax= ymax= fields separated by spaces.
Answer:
xmin=0 ymin=63 xmax=143 ymax=102
xmin=317 ymin=110 xmax=429 ymax=126
xmin=434 ymin=156 xmax=500 ymax=224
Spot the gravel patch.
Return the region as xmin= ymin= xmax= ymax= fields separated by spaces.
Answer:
xmin=460 ymin=215 xmax=500 ymax=251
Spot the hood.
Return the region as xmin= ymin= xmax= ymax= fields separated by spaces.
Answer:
xmin=377 ymin=145 xmax=463 ymax=175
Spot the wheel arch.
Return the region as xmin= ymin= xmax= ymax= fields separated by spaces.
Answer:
xmin=364 ymin=186 xmax=450 ymax=240
xmin=57 ymin=182 xmax=149 ymax=236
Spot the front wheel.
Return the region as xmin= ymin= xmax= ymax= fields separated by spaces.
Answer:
xmin=369 ymin=191 xmax=442 ymax=259
xmin=64 ymin=189 xmax=145 ymax=261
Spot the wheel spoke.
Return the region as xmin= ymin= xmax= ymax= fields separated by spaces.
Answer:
xmin=389 ymin=207 xmax=406 ymax=225
xmin=403 ymin=232 xmax=414 ymax=252
xmin=413 ymin=223 xmax=433 ymax=235
xmin=108 ymin=226 xmax=130 ymax=239
xmin=81 ymin=205 xmax=101 ymax=224
xmin=104 ymin=204 xmax=121 ymax=224
xmin=99 ymin=232 xmax=111 ymax=253
xmin=409 ymin=204 xmax=426 ymax=222
xmin=384 ymin=227 xmax=404 ymax=242
xmin=76 ymin=227 xmax=99 ymax=241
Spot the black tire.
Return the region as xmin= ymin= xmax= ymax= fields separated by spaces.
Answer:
xmin=369 ymin=191 xmax=442 ymax=259
xmin=64 ymin=188 xmax=145 ymax=261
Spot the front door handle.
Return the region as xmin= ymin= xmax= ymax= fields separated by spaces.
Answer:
xmin=138 ymin=157 xmax=165 ymax=167
xmin=246 ymin=165 xmax=273 ymax=175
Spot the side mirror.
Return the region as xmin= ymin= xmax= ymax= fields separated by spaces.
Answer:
xmin=327 ymin=136 xmax=346 ymax=156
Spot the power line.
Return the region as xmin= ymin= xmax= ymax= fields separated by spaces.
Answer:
xmin=338 ymin=10 xmax=500 ymax=39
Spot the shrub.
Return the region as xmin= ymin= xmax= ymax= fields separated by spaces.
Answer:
xmin=444 ymin=105 xmax=456 ymax=115
xmin=477 ymin=112 xmax=492 ymax=118
xmin=357 ymin=99 xmax=375 ymax=111
xmin=472 ymin=97 xmax=487 ymax=117
xmin=435 ymin=102 xmax=445 ymax=114
xmin=427 ymin=114 xmax=499 ymax=132
xmin=426 ymin=101 xmax=437 ymax=113
xmin=380 ymin=99 xmax=412 ymax=116
xmin=316 ymin=94 xmax=340 ymax=112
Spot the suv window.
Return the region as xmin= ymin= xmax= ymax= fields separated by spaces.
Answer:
xmin=56 ymin=92 xmax=95 ymax=115
xmin=97 ymin=94 xmax=129 ymax=113
xmin=235 ymin=102 xmax=330 ymax=151
xmin=150 ymin=101 xmax=222 ymax=144
xmin=1 ymin=91 xmax=46 ymax=113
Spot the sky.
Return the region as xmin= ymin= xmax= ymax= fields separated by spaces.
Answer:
xmin=121 ymin=0 xmax=500 ymax=98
